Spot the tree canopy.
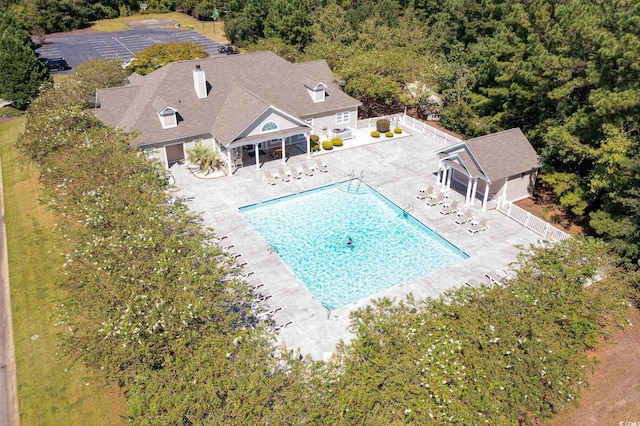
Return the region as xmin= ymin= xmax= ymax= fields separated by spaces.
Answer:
xmin=15 ymin=61 xmax=636 ymax=424
xmin=9 ymin=0 xmax=640 ymax=422
xmin=128 ymin=41 xmax=209 ymax=75
xmin=0 ymin=8 xmax=50 ymax=109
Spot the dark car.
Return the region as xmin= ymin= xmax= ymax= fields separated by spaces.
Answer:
xmin=42 ymin=57 xmax=71 ymax=71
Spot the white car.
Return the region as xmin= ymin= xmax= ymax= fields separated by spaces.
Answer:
xmin=122 ymin=57 xmax=135 ymax=69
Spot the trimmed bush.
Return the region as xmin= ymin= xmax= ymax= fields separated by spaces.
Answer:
xmin=394 ymin=127 xmax=402 ymax=134
xmin=385 ymin=131 xmax=394 ymax=137
xmin=371 ymin=130 xmax=380 ymax=138
xmin=322 ymin=140 xmax=333 ymax=150
xmin=331 ymin=137 xmax=343 ymax=147
xmin=376 ymin=118 xmax=390 ymax=133
xmin=310 ymin=134 xmax=320 ymax=143
xmin=311 ymin=141 xmax=320 ymax=152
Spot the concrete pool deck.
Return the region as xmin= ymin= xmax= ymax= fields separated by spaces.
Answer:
xmin=170 ymin=129 xmax=543 ymax=360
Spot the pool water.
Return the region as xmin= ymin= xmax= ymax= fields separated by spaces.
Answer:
xmin=240 ymin=180 xmax=468 ymax=309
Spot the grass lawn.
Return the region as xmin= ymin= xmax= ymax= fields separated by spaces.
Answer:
xmin=0 ymin=118 xmax=127 ymax=425
xmin=92 ymin=12 xmax=228 ymax=43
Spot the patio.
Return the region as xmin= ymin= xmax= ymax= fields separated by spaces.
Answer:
xmin=227 ymin=124 xmax=414 ymax=174
xmin=171 ymin=126 xmax=543 ymax=360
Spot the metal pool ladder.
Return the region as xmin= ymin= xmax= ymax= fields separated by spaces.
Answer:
xmin=346 ymin=170 xmax=365 ymax=193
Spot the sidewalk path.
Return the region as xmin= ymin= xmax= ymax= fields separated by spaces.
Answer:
xmin=0 ymin=155 xmax=20 ymax=425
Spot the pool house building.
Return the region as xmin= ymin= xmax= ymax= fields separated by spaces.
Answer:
xmin=436 ymin=128 xmax=541 ymax=210
xmin=93 ymin=51 xmax=362 ymax=174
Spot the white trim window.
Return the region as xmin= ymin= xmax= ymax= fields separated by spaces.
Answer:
xmin=261 ymin=121 xmax=278 ymax=132
xmin=335 ymin=111 xmax=349 ymax=125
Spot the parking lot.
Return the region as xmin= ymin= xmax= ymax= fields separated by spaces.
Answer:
xmin=35 ymin=26 xmax=225 ymax=73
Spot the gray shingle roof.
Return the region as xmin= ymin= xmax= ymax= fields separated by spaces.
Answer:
xmin=94 ymin=51 xmax=361 ymax=146
xmin=438 ymin=128 xmax=540 ymax=182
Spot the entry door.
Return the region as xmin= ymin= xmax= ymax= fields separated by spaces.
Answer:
xmin=165 ymin=143 xmax=185 ymax=165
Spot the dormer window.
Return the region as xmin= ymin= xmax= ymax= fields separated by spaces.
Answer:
xmin=305 ymin=82 xmax=326 ymax=103
xmin=159 ymin=106 xmax=178 ymax=129
xmin=261 ymin=121 xmax=278 ymax=132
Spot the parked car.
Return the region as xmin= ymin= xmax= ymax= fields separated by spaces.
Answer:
xmin=122 ymin=57 xmax=135 ymax=69
xmin=42 ymin=57 xmax=71 ymax=71
xmin=217 ymin=45 xmax=239 ymax=55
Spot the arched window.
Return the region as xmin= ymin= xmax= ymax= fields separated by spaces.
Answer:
xmin=261 ymin=121 xmax=278 ymax=132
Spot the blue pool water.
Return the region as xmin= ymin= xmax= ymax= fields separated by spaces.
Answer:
xmin=240 ymin=180 xmax=468 ymax=309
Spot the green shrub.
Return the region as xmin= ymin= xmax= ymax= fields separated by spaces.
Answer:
xmin=385 ymin=131 xmax=394 ymax=137
xmin=331 ymin=137 xmax=343 ymax=147
xmin=376 ymin=118 xmax=390 ymax=133
xmin=0 ymin=106 xmax=24 ymax=118
xmin=394 ymin=127 xmax=402 ymax=134
xmin=371 ymin=130 xmax=380 ymax=138
xmin=311 ymin=141 xmax=320 ymax=152
xmin=310 ymin=134 xmax=320 ymax=143
xmin=322 ymin=140 xmax=333 ymax=150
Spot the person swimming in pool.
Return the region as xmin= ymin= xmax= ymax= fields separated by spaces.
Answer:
xmin=346 ymin=237 xmax=352 ymax=246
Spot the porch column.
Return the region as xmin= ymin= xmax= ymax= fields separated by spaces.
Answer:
xmin=465 ymin=176 xmax=473 ymax=204
xmin=306 ymin=132 xmax=311 ymax=159
xmin=436 ymin=160 xmax=442 ymax=184
xmin=281 ymin=138 xmax=286 ymax=165
xmin=440 ymin=166 xmax=448 ymax=190
xmin=254 ymin=143 xmax=260 ymax=171
xmin=227 ymin=149 xmax=233 ymax=175
xmin=445 ymin=167 xmax=452 ymax=190
xmin=481 ymin=182 xmax=490 ymax=210
xmin=470 ymin=178 xmax=479 ymax=207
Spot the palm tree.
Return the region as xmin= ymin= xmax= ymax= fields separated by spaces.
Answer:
xmin=186 ymin=141 xmax=219 ymax=173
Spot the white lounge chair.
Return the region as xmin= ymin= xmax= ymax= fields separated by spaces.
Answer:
xmin=439 ymin=200 xmax=459 ymax=215
xmin=276 ymin=167 xmax=291 ymax=182
xmin=301 ymin=163 xmax=314 ymax=176
xmin=294 ymin=164 xmax=308 ymax=177
xmin=468 ymin=218 xmax=488 ymax=234
xmin=213 ymin=234 xmax=229 ymax=244
xmin=314 ymin=159 xmax=328 ymax=173
xmin=426 ymin=189 xmax=442 ymax=200
xmin=268 ymin=320 xmax=293 ymax=333
xmin=255 ymin=292 xmax=272 ymax=304
xmin=416 ymin=185 xmax=435 ymax=200
xmin=454 ymin=209 xmax=474 ymax=225
xmin=464 ymin=278 xmax=483 ymax=288
xmin=285 ymin=165 xmax=302 ymax=180
xmin=426 ymin=192 xmax=446 ymax=206
xmin=484 ymin=271 xmax=503 ymax=284
xmin=263 ymin=172 xmax=277 ymax=185
xmin=256 ymin=307 xmax=282 ymax=321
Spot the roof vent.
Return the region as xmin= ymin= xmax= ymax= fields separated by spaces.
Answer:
xmin=193 ymin=65 xmax=207 ymax=99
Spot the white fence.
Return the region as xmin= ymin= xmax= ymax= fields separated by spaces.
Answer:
xmin=356 ymin=114 xmax=462 ymax=146
xmin=497 ymin=198 xmax=571 ymax=242
xmin=400 ymin=115 xmax=461 ymax=146
xmin=356 ymin=113 xmax=404 ymax=130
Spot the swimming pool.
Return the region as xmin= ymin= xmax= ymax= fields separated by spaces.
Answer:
xmin=240 ymin=180 xmax=468 ymax=309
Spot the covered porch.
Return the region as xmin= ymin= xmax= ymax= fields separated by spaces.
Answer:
xmin=437 ymin=160 xmax=492 ymax=210
xmin=220 ymin=127 xmax=311 ymax=175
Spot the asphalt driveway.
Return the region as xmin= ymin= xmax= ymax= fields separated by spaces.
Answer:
xmin=35 ymin=27 xmax=225 ymax=74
